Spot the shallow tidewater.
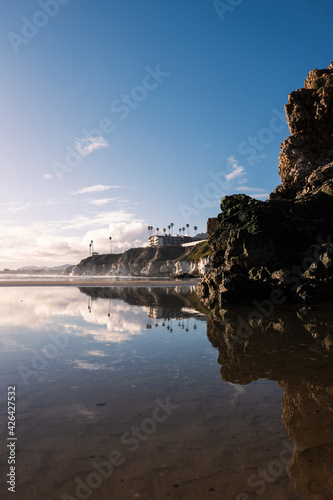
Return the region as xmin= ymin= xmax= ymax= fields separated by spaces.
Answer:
xmin=2 ymin=285 xmax=330 ymax=499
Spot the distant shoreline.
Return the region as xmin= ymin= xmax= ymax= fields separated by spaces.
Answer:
xmin=0 ymin=278 xmax=199 ymax=287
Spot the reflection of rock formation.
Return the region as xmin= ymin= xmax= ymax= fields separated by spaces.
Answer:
xmin=79 ymin=286 xmax=208 ymax=318
xmin=80 ymin=286 xmax=208 ymax=333
xmin=207 ymin=305 xmax=333 ymax=500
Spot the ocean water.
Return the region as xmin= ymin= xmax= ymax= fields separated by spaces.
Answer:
xmin=1 ymin=285 xmax=331 ymax=499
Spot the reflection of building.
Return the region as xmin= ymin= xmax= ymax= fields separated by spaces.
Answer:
xmin=147 ymin=306 xmax=183 ymax=319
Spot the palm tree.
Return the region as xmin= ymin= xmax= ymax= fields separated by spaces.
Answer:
xmin=194 ymin=225 xmax=198 ymax=236
xmin=156 ymin=227 xmax=159 ymax=234
xmin=168 ymin=224 xmax=171 ymax=236
xmin=89 ymin=242 xmax=92 ymax=256
xmin=170 ymin=222 xmax=174 ymax=235
xmin=179 ymin=228 xmax=182 ymax=235
xmin=186 ymin=223 xmax=190 ymax=236
xmin=91 ymin=240 xmax=94 ymax=254
xmin=109 ymin=236 xmax=112 ymax=254
xmin=163 ymin=228 xmax=166 ymax=235
xmin=182 ymin=227 xmax=185 ymax=235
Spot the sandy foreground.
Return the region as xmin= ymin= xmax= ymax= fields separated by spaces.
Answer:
xmin=0 ymin=278 xmax=198 ymax=287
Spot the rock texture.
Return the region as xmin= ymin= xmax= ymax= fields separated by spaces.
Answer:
xmin=198 ymin=63 xmax=333 ymax=305
xmin=273 ymin=62 xmax=333 ymax=199
xmin=67 ymin=244 xmax=211 ymax=278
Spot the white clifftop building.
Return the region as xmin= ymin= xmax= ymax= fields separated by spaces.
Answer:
xmin=148 ymin=233 xmax=207 ymax=247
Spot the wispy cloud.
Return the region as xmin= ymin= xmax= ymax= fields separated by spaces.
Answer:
xmin=74 ymin=136 xmax=108 ymax=157
xmin=70 ymin=185 xmax=123 ymax=195
xmin=88 ymin=198 xmax=128 ymax=206
xmin=0 ymin=202 xmax=31 ymax=214
xmin=42 ymin=173 xmax=53 ymax=180
xmin=225 ymin=156 xmax=246 ymax=181
xmin=235 ymin=186 xmax=269 ymax=200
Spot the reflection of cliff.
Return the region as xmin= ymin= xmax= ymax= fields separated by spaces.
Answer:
xmin=79 ymin=286 xmax=209 ymax=318
xmin=207 ymin=305 xmax=333 ymax=500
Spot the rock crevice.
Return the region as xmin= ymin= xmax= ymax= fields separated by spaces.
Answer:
xmin=198 ymin=62 xmax=333 ymax=305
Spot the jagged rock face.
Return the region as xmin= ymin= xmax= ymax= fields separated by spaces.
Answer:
xmin=197 ymin=192 xmax=333 ymax=305
xmin=198 ymin=63 xmax=333 ymax=305
xmin=273 ymin=62 xmax=333 ymax=199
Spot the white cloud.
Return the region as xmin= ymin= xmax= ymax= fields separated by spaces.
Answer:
xmin=74 ymin=136 xmax=108 ymax=157
xmin=70 ymin=185 xmax=123 ymax=195
xmin=88 ymin=198 xmax=128 ymax=206
xmin=0 ymin=211 xmax=148 ymax=268
xmin=235 ymin=186 xmax=269 ymax=199
xmin=0 ymin=202 xmax=31 ymax=214
xmin=225 ymin=156 xmax=246 ymax=181
xmin=42 ymin=174 xmax=53 ymax=180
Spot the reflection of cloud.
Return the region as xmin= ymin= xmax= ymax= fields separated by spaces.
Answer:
xmin=228 ymin=383 xmax=245 ymax=406
xmin=78 ymin=300 xmax=149 ymax=343
xmin=86 ymin=350 xmax=107 ymax=357
xmin=0 ymin=288 xmax=150 ymax=350
xmin=73 ymin=360 xmax=107 ymax=370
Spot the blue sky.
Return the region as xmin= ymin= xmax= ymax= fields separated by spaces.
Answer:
xmin=0 ymin=0 xmax=332 ymax=268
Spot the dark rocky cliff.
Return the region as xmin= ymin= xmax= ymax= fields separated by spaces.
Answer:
xmin=198 ymin=62 xmax=333 ymax=305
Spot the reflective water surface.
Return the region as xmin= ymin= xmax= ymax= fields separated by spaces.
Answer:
xmin=1 ymin=286 xmax=332 ymax=499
